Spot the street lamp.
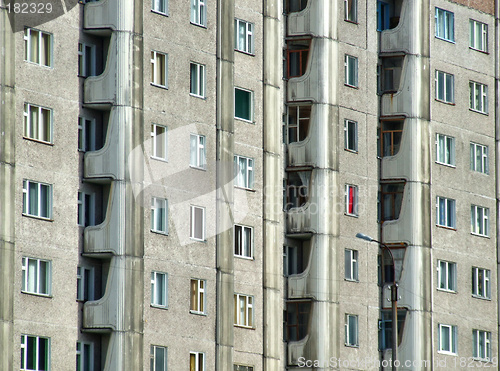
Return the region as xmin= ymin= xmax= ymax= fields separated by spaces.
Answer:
xmin=356 ymin=233 xmax=398 ymax=371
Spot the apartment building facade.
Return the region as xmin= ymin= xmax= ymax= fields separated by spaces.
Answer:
xmin=0 ymin=0 xmax=498 ymax=370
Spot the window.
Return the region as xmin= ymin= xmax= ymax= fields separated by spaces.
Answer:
xmin=344 ymin=0 xmax=357 ymax=22
xmin=345 ymin=314 xmax=358 ymax=347
xmin=22 ymin=257 xmax=51 ymax=296
xmin=344 ymin=55 xmax=358 ymax=88
xmin=152 ymin=0 xmax=168 ymax=15
xmin=190 ymin=352 xmax=204 ymax=371
xmin=437 ymin=260 xmax=456 ymax=292
xmin=151 ymin=51 xmax=168 ymax=88
xmin=78 ymin=117 xmax=97 ymax=152
xmin=151 ymin=124 xmax=168 ymax=160
xmin=234 ymin=294 xmax=253 ymax=327
xmin=190 ymin=0 xmax=206 ymax=27
xmin=380 ymin=120 xmax=403 ymax=157
xmin=436 ymin=196 xmax=456 ymax=228
xmin=76 ymin=341 xmax=94 ymax=371
xmin=234 ymin=225 xmax=252 ymax=258
xmin=286 ymin=39 xmax=310 ymax=78
xmin=345 ymin=184 xmax=358 ymax=216
xmin=150 ymin=345 xmax=167 ymax=371
xmin=234 ymin=87 xmax=253 ymax=122
xmin=190 ymin=62 xmax=206 ymax=98
xmin=78 ymin=191 xmax=96 ymax=227
xmin=438 ymin=324 xmax=457 ymax=354
xmin=470 ymin=142 xmax=489 ymax=174
xmin=436 ymin=134 xmax=455 ymax=166
xmin=24 ymin=28 xmax=52 ymax=67
xmin=472 ymin=267 xmax=490 ymax=299
xmin=151 ymin=271 xmax=168 ymax=308
xmin=24 ymin=103 xmax=52 ymax=143
xmin=344 ymin=119 xmax=358 ymax=152
xmin=151 ymin=197 xmax=168 ymax=234
xmin=471 ymin=205 xmax=489 ymax=237
xmin=470 ymin=19 xmax=487 ymax=52
xmin=435 ymin=71 xmax=454 ymax=104
xmin=234 ymin=155 xmax=254 ymax=189
xmin=234 ymin=19 xmax=254 ymax=54
xmin=234 ymin=366 xmax=254 ymax=371
xmin=190 ymin=279 xmax=206 ymax=314
xmin=190 ymin=134 xmax=206 ymax=169
xmin=379 ymin=310 xmax=406 ymax=350
xmin=286 ymin=301 xmax=310 ymax=341
xmin=435 ymin=8 xmax=454 ymax=42
xmin=473 ymin=330 xmax=491 ymax=361
xmin=21 ymin=335 xmax=50 ymax=371
xmin=77 ymin=266 xmax=95 ymax=301
xmin=469 ymin=81 xmax=488 ymax=114
xmin=78 ymin=42 xmax=96 ymax=77
xmin=283 ymin=245 xmax=305 ymax=277
xmin=344 ymin=249 xmax=358 ymax=281
xmin=22 ymin=180 xmax=52 ymax=219
xmin=380 ymin=182 xmax=404 ymax=221
xmin=287 ymin=105 xmax=311 ymax=143
xmin=190 ymin=206 xmax=205 ymax=241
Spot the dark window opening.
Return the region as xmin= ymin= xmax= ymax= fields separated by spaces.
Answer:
xmin=286 ymin=301 xmax=311 ymax=341
xmin=286 ymin=0 xmax=308 ymax=13
xmin=287 ymin=105 xmax=311 ymax=143
xmin=379 ymin=309 xmax=407 ymax=349
xmin=381 ymin=120 xmax=403 ymax=157
xmin=377 ymin=0 xmax=402 ymax=31
xmin=287 ymin=39 xmax=310 ymax=78
xmin=380 ymin=57 xmax=403 ymax=93
xmin=380 ymin=182 xmax=404 ymax=221
xmin=285 ymin=171 xmax=311 ymax=209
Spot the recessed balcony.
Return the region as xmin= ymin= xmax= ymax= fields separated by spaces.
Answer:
xmin=84 ymin=0 xmax=134 ymax=34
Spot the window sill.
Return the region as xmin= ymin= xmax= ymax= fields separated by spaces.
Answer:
xmin=234 ymin=117 xmax=255 ymax=125
xmin=151 ymin=9 xmax=169 ymax=17
xmin=235 ymin=186 xmax=256 ymax=192
xmin=151 ymin=156 xmax=168 ymax=163
xmin=435 ymin=99 xmax=455 ymax=106
xmin=344 ymin=19 xmax=358 ymax=25
xmin=189 ymin=93 xmax=206 ymax=99
xmin=472 ymin=357 xmax=492 ymax=363
xmin=344 ymin=278 xmax=359 ymax=283
xmin=235 ymin=255 xmax=254 ymax=261
xmin=435 ymin=161 xmax=456 ymax=168
xmin=234 ymin=49 xmax=255 ymax=57
xmin=437 ymin=351 xmax=457 ymax=356
xmin=151 ymin=304 xmax=169 ymax=310
xmin=24 ymin=60 xmax=53 ymax=69
xmin=471 ymin=232 xmax=490 ymax=239
xmin=344 ymin=83 xmax=359 ymax=89
xmin=190 ymin=237 xmax=206 ymax=243
xmin=151 ymin=229 xmax=169 ymax=236
xmin=189 ymin=310 xmax=207 ymax=316
xmin=471 ymin=170 xmax=489 ymax=176
xmin=435 ymin=36 xmax=455 ymax=44
xmin=234 ymin=324 xmax=255 ymax=330
xmin=190 ymin=22 xmax=207 ymax=29
xmin=344 ymin=343 xmax=359 ymax=348
xmin=344 ymin=148 xmax=358 ymax=154
xmin=21 ymin=291 xmax=52 ymax=298
xmin=469 ymin=108 xmax=488 ymax=116
xmin=151 ymin=82 xmax=168 ymax=90
xmin=23 ymin=137 xmax=54 ymax=146
xmin=472 ymin=295 xmax=491 ymax=301
xmin=469 ymin=46 xmax=488 ymax=55
xmin=344 ymin=212 xmax=359 ymax=218
xmin=22 ymin=213 xmax=53 ymax=222
xmin=436 ymin=224 xmax=456 ymax=231
xmin=437 ymin=288 xmax=457 ymax=294
xmin=190 ymin=165 xmax=207 ymax=171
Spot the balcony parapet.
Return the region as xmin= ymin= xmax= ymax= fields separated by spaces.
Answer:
xmin=84 ymin=0 xmax=134 ymax=33
xmin=287 ymin=0 xmax=331 ymax=38
xmin=287 ymin=246 xmax=315 ymax=299
xmin=287 ymin=203 xmax=316 ymax=235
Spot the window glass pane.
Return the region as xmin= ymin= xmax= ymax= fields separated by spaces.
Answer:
xmin=190 ymin=135 xmax=197 ymax=166
xmin=235 ymin=89 xmax=251 ymax=121
xmin=243 ymin=227 xmax=251 ymax=257
xmin=194 ymin=207 xmax=203 ymax=239
xmin=345 ymin=250 xmax=351 ymax=279
xmin=27 ymin=336 xmax=36 ymax=369
xmin=155 ymin=347 xmax=165 ymax=371
xmin=28 ymin=259 xmax=37 ymax=293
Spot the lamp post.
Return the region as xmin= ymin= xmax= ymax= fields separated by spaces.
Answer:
xmin=356 ymin=233 xmax=398 ymax=371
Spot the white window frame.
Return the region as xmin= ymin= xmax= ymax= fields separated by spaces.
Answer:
xmin=151 ymin=197 xmax=168 ymax=234
xmin=76 ymin=341 xmax=94 ymax=371
xmin=150 ymin=345 xmax=167 ymax=371
xmin=76 ymin=266 xmax=95 ymax=301
xmin=151 ymin=51 xmax=168 ymax=88
xmin=234 ymin=19 xmax=254 ymax=54
xmin=344 ymin=249 xmax=358 ymax=281
xmin=472 ymin=267 xmax=491 ymax=299
xmin=473 ymin=329 xmax=491 ymax=361
xmin=436 ymin=196 xmax=456 ymax=229
xmin=470 ymin=19 xmax=488 ymax=52
xmin=24 ymin=103 xmax=53 ymax=144
xmin=437 ymin=260 xmax=456 ymax=292
xmin=78 ymin=116 xmax=97 ymax=152
xmin=190 ymin=205 xmax=206 ymax=241
xmin=151 ymin=271 xmax=168 ymax=308
xmin=22 ymin=180 xmax=53 ymax=220
xmin=190 ymin=134 xmax=206 ymax=169
xmin=471 ymin=205 xmax=489 ymax=237
xmin=234 ymin=225 xmax=253 ymax=259
xmin=234 ymin=293 xmax=254 ymax=328
xmin=438 ymin=324 xmax=457 ymax=354
xmin=345 ymin=314 xmax=358 ymax=347
xmin=469 ymin=81 xmax=488 ymax=114
xmin=190 ymin=0 xmax=206 ymax=27
xmin=435 ymin=70 xmax=454 ymax=104
xmin=436 ymin=133 xmax=455 ymax=166
xmin=435 ymin=8 xmax=454 ymax=42
xmin=470 ymin=142 xmax=489 ymax=174
xmin=344 ymin=0 xmax=357 ymax=23
xmin=152 ymin=0 xmax=168 ymax=15
xmin=24 ymin=27 xmax=53 ymax=67
xmin=151 ymin=124 xmax=168 ymax=161
xmin=344 ymin=54 xmax=358 ymax=88
xmin=190 ymin=62 xmax=206 ymax=98
xmin=345 ymin=184 xmax=358 ymax=217
xmin=78 ymin=191 xmax=96 ymax=227
xmin=344 ymin=119 xmax=358 ymax=152
xmin=22 ymin=257 xmax=52 ymax=296
xmin=234 ymin=155 xmax=254 ymax=189
xmin=21 ymin=334 xmax=50 ymax=371
xmin=190 ymin=279 xmax=206 ymax=314
xmin=78 ymin=42 xmax=97 ymax=77
xmin=234 ymin=87 xmax=254 ymax=122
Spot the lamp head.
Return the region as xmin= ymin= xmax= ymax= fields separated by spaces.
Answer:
xmin=355 ymin=232 xmax=375 ymax=242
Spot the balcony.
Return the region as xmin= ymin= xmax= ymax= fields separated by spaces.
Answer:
xmin=287 ymin=203 xmax=316 ymax=236
xmin=287 ymin=0 xmax=330 ymax=38
xmin=287 ymin=244 xmax=316 ymax=299
xmin=84 ymin=182 xmax=125 ymax=256
xmin=379 ymin=0 xmax=414 ymax=54
xmin=84 ymin=0 xmax=134 ymax=34
xmin=84 ymin=108 xmax=125 ymax=180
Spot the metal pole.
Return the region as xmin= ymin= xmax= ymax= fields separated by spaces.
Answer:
xmin=381 ymin=242 xmax=398 ymax=371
